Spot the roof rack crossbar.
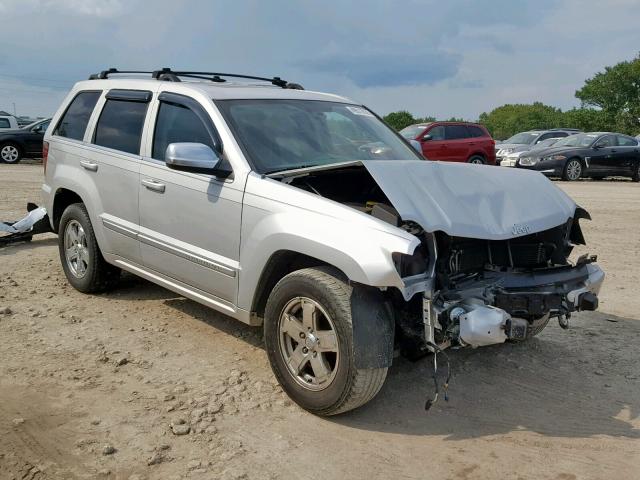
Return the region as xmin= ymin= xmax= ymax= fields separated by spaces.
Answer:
xmin=88 ymin=68 xmax=303 ymax=89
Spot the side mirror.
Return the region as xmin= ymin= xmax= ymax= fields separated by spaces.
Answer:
xmin=165 ymin=142 xmax=221 ymax=174
xmin=593 ymin=143 xmax=604 ymax=150
xmin=422 ymin=134 xmax=433 ymax=142
xmin=409 ymin=139 xmax=422 ymax=153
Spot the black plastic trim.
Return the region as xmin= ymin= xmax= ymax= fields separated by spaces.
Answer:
xmin=105 ymin=89 xmax=152 ymax=103
xmin=157 ymin=92 xmax=223 ymax=153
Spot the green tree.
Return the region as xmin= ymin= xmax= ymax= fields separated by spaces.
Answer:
xmin=478 ymin=102 xmax=563 ymax=140
xmin=382 ymin=110 xmax=416 ymax=131
xmin=382 ymin=111 xmax=436 ymax=131
xmin=560 ymin=108 xmax=612 ymax=133
xmin=575 ymin=53 xmax=640 ymax=134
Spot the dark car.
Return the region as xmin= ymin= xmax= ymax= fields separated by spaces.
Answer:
xmin=0 ymin=118 xmax=51 ymax=164
xmin=516 ymin=132 xmax=640 ymax=181
xmin=400 ymin=121 xmax=496 ymax=165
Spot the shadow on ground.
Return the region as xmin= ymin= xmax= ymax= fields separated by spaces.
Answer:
xmin=333 ymin=312 xmax=640 ymax=441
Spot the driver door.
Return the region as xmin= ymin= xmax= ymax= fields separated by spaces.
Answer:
xmin=588 ymin=135 xmax=618 ymax=175
xmin=25 ymin=120 xmax=50 ymax=156
xmin=138 ymin=92 xmax=245 ymax=305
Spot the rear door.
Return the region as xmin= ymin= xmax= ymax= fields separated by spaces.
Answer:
xmin=85 ymin=89 xmax=152 ymax=264
xmin=138 ymin=91 xmax=244 ymax=307
xmin=444 ymin=125 xmax=471 ymax=162
xmin=615 ymin=135 xmax=639 ymax=174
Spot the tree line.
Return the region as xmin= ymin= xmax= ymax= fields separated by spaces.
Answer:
xmin=382 ymin=53 xmax=640 ymax=140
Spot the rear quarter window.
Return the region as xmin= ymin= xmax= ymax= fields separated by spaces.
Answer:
xmin=467 ymin=125 xmax=487 ymax=138
xmin=54 ymin=91 xmax=101 ymax=141
xmin=0 ymin=118 xmax=10 ymax=128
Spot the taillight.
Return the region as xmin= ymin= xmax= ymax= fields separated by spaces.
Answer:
xmin=43 ymin=141 xmax=49 ymax=174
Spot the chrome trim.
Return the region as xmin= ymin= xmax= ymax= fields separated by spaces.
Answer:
xmin=138 ymin=233 xmax=237 ymax=277
xmin=102 ymin=218 xmax=138 ymax=240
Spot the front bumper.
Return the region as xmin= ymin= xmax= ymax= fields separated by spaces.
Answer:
xmin=516 ymin=159 xmax=565 ymax=176
xmin=429 ymin=261 xmax=605 ymax=348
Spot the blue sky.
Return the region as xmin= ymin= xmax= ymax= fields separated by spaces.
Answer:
xmin=0 ymin=0 xmax=638 ymax=119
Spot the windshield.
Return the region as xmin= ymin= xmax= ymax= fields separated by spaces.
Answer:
xmin=555 ymin=133 xmax=598 ymax=147
xmin=504 ymin=132 xmax=540 ymax=144
xmin=216 ymin=99 xmax=422 ymax=174
xmin=400 ymin=125 xmax=428 ymax=139
xmin=533 ymin=137 xmax=560 ymax=149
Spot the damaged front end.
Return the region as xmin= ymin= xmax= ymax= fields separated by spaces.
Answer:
xmin=272 ymin=159 xmax=604 ymax=356
xmin=396 ymin=223 xmax=604 ymax=356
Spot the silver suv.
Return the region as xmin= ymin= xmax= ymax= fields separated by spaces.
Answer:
xmin=42 ymin=69 xmax=604 ymax=415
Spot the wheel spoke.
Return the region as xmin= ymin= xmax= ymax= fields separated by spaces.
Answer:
xmin=315 ymin=330 xmax=338 ymax=352
xmin=301 ymin=300 xmax=317 ymax=331
xmin=287 ymin=345 xmax=309 ymax=374
xmin=78 ymin=247 xmax=90 ymax=265
xmin=280 ymin=313 xmax=305 ymax=340
xmin=66 ymin=247 xmax=78 ymax=262
xmin=310 ymin=355 xmax=331 ymax=383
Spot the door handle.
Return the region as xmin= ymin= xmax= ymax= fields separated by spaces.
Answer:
xmin=141 ymin=178 xmax=166 ymax=193
xmin=80 ymin=160 xmax=98 ymax=172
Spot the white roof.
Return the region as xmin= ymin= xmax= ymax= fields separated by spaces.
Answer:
xmin=72 ymin=78 xmax=355 ymax=104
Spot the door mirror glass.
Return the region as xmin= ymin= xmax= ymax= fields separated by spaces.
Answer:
xmin=165 ymin=142 xmax=221 ymax=173
xmin=422 ymin=134 xmax=432 ymax=142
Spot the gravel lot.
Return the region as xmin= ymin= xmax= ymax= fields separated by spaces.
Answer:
xmin=1 ymin=164 xmax=639 ymax=480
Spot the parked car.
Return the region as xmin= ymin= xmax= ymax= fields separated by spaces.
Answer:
xmin=0 ymin=115 xmax=19 ymax=130
xmin=495 ymin=129 xmax=581 ymax=165
xmin=42 ymin=69 xmax=603 ymax=415
xmin=0 ymin=118 xmax=51 ymax=163
xmin=516 ymin=132 xmax=640 ymax=181
xmin=400 ymin=121 xmax=496 ymax=164
xmin=499 ymin=137 xmax=564 ymax=167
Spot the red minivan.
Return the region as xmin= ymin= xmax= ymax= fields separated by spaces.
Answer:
xmin=400 ymin=121 xmax=496 ymax=165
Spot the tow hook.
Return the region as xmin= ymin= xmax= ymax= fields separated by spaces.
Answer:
xmin=558 ymin=313 xmax=570 ymax=330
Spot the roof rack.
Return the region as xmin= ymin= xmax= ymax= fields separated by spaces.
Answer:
xmin=88 ymin=67 xmax=304 ymax=90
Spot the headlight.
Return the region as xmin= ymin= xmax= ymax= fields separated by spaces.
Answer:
xmin=542 ymin=154 xmax=567 ymax=162
xmin=500 ymin=148 xmax=514 ymax=155
xmin=519 ymin=157 xmax=539 ymax=166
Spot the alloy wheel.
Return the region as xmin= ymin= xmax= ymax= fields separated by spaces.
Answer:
xmin=64 ymin=220 xmax=90 ymax=278
xmin=1 ymin=145 xmax=19 ymax=163
xmin=566 ymin=160 xmax=582 ymax=180
xmin=278 ymin=297 xmax=339 ymax=391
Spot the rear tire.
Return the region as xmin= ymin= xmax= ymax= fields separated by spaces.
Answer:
xmin=264 ymin=266 xmax=388 ymax=415
xmin=468 ymin=155 xmax=485 ymax=165
xmin=562 ymin=158 xmax=583 ymax=181
xmin=0 ymin=143 xmax=22 ymax=164
xmin=58 ymin=203 xmax=120 ymax=293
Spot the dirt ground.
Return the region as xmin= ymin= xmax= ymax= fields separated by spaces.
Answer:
xmin=1 ymin=163 xmax=638 ymax=480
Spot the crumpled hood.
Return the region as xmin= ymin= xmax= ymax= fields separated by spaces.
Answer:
xmin=363 ymin=160 xmax=577 ymax=240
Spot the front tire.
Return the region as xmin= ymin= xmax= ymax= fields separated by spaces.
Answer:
xmin=264 ymin=267 xmax=388 ymax=415
xmin=58 ymin=203 xmax=120 ymax=293
xmin=632 ymin=162 xmax=640 ymax=182
xmin=0 ymin=143 xmax=22 ymax=164
xmin=562 ymin=158 xmax=583 ymax=181
xmin=468 ymin=155 xmax=485 ymax=165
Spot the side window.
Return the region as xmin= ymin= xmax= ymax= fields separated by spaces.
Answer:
xmin=595 ymin=135 xmax=616 ymax=148
xmin=0 ymin=118 xmax=10 ymax=128
xmin=54 ymin=91 xmax=101 ymax=140
xmin=467 ymin=125 xmax=486 ymax=138
xmin=617 ymin=135 xmax=637 ymax=147
xmin=427 ymin=125 xmax=445 ymax=140
xmin=445 ymin=125 xmax=469 ymax=140
xmin=93 ymin=99 xmax=148 ymax=154
xmin=152 ymin=102 xmax=215 ymax=160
